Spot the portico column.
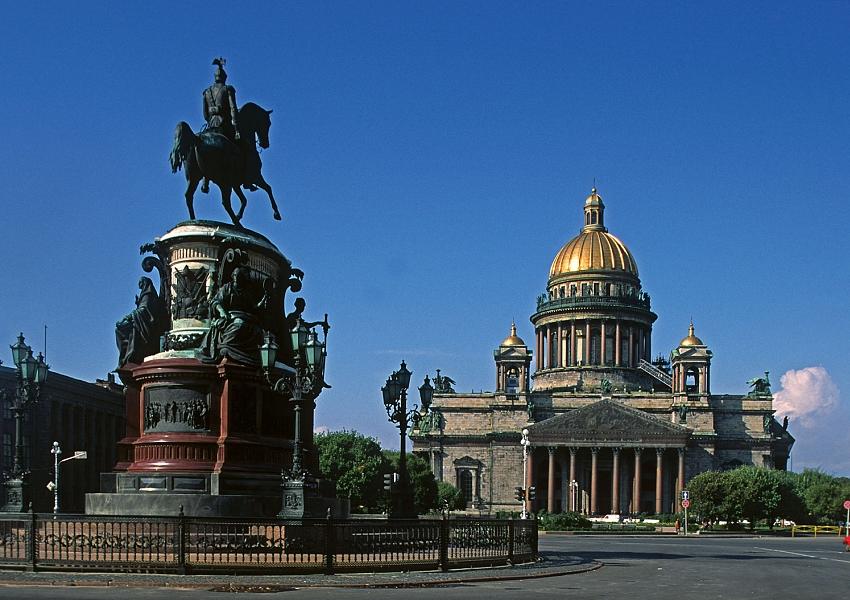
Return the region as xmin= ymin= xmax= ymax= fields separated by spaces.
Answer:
xmin=560 ymin=451 xmax=568 ymax=513
xmin=677 ymin=447 xmax=686 ymax=502
xmin=547 ymin=447 xmax=556 ymax=512
xmin=570 ymin=321 xmax=576 ymax=366
xmin=615 ymin=321 xmax=621 ymax=366
xmin=600 ymin=321 xmax=607 ymax=366
xmin=590 ymin=447 xmax=599 ymax=515
xmin=584 ymin=322 xmax=591 ymax=364
xmin=633 ymin=448 xmax=642 ymax=513
xmin=611 ymin=447 xmax=620 ymax=514
xmin=568 ymin=447 xmax=577 ymax=512
xmin=628 ymin=326 xmax=634 ymax=367
xmin=655 ymin=448 xmax=664 ymax=515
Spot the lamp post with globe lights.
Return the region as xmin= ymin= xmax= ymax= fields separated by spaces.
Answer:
xmin=2 ymin=333 xmax=49 ymax=512
xmin=381 ymin=361 xmax=433 ymax=518
xmin=260 ymin=316 xmax=329 ymax=518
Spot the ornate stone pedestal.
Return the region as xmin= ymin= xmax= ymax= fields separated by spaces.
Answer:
xmin=87 ymin=221 xmax=342 ymax=518
xmin=1 ymin=476 xmax=27 ymax=513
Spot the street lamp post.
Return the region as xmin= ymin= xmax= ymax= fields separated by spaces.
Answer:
xmin=48 ymin=442 xmax=88 ymax=516
xmin=50 ymin=442 xmax=61 ymax=514
xmin=520 ymin=428 xmax=530 ymax=519
xmin=381 ymin=362 xmax=432 ymax=519
xmin=260 ymin=317 xmax=329 ymax=519
xmin=2 ymin=333 xmax=49 ymax=513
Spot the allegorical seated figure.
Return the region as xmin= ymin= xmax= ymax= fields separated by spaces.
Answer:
xmin=116 ymin=277 xmax=167 ymax=368
xmin=201 ymin=266 xmax=267 ymax=366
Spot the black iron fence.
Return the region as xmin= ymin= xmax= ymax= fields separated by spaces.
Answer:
xmin=0 ymin=512 xmax=537 ymax=574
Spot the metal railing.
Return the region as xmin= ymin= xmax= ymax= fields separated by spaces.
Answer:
xmin=0 ymin=512 xmax=537 ymax=574
xmin=637 ymin=359 xmax=672 ymax=387
xmin=791 ymin=525 xmax=843 ymax=538
xmin=534 ymin=294 xmax=652 ymax=315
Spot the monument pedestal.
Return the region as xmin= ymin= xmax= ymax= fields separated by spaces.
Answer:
xmin=88 ymin=221 xmax=342 ymax=519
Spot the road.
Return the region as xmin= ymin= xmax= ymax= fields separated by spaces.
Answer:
xmin=0 ymin=535 xmax=848 ymax=599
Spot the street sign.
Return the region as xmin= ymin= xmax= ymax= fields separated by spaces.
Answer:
xmin=682 ymin=499 xmax=690 ymax=509
xmin=843 ymin=500 xmax=850 ymax=510
xmin=681 ymin=490 xmax=689 ymax=500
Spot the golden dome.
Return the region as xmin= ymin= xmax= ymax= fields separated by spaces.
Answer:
xmin=501 ymin=322 xmax=526 ymax=347
xmin=585 ymin=187 xmax=603 ymax=207
xmin=549 ymin=188 xmax=639 ymax=278
xmin=549 ymin=230 xmax=638 ymax=277
xmin=679 ymin=322 xmax=704 ymax=347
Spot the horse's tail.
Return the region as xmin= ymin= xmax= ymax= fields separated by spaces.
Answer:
xmin=169 ymin=122 xmax=195 ymax=173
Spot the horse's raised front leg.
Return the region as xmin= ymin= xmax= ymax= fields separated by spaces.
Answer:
xmin=233 ymin=185 xmax=249 ymax=222
xmin=185 ymin=177 xmax=200 ymax=220
xmin=219 ymin=185 xmax=241 ymax=226
xmin=255 ymin=174 xmax=282 ymax=221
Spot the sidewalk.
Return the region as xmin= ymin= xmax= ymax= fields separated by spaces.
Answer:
xmin=0 ymin=552 xmax=600 ymax=590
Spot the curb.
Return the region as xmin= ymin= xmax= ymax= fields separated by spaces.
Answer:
xmin=0 ymin=557 xmax=602 ymax=590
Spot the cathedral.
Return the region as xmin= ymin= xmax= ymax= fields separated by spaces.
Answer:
xmin=411 ymin=188 xmax=794 ymax=515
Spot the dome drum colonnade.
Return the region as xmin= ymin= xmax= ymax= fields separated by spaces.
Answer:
xmin=530 ymin=189 xmax=657 ymax=391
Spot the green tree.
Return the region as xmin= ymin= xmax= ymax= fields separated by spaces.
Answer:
xmin=314 ymin=430 xmax=387 ymax=512
xmin=773 ymin=470 xmax=806 ymax=526
xmin=796 ymin=468 xmax=850 ymax=524
xmin=688 ymin=470 xmax=732 ymax=526
xmin=688 ymin=467 xmax=805 ymax=529
xmin=437 ymin=481 xmax=465 ymax=511
xmin=383 ymin=450 xmax=439 ymax=514
xmin=726 ymin=466 xmax=781 ymax=529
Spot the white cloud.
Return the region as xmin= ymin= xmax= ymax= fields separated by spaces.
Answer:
xmin=313 ymin=425 xmax=330 ymax=434
xmin=773 ymin=367 xmax=839 ymax=428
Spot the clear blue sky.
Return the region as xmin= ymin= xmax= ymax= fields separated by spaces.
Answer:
xmin=2 ymin=2 xmax=848 ymax=473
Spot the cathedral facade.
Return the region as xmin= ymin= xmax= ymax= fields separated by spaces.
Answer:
xmin=411 ymin=189 xmax=793 ymax=515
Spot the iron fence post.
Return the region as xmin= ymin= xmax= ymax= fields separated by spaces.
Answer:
xmin=177 ymin=505 xmax=187 ymax=575
xmin=27 ymin=509 xmax=37 ymax=572
xmin=439 ymin=514 xmax=449 ymax=572
xmin=507 ymin=520 xmax=515 ymax=564
xmin=324 ymin=508 xmax=335 ymax=575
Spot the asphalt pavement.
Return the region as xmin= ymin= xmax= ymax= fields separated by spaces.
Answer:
xmin=0 ymin=535 xmax=848 ymax=599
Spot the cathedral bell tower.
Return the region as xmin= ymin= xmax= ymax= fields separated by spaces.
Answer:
xmin=671 ymin=322 xmax=712 ymax=399
xmin=494 ymin=322 xmax=532 ymax=396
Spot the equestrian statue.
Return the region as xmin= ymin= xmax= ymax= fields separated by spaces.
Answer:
xmin=170 ymin=58 xmax=282 ymax=226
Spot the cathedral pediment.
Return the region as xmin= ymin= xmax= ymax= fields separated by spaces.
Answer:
xmin=527 ymin=398 xmax=689 ymax=446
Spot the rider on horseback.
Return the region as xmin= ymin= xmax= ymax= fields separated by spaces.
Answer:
xmin=201 ymin=58 xmax=252 ymax=193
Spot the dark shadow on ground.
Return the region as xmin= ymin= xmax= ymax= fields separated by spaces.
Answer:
xmin=546 ymin=550 xmax=778 ymax=562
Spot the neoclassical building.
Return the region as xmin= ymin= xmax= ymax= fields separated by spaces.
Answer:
xmin=411 ymin=188 xmax=794 ymax=515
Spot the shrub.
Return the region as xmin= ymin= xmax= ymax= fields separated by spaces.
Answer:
xmin=537 ymin=511 xmax=592 ymax=530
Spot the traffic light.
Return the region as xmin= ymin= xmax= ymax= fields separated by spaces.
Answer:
xmin=528 ymin=486 xmax=537 ymax=500
xmin=383 ymin=473 xmax=394 ymax=491
xmin=514 ymin=486 xmax=524 ymax=501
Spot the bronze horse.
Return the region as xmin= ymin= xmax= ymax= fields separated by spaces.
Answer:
xmin=170 ymin=102 xmax=281 ymax=225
